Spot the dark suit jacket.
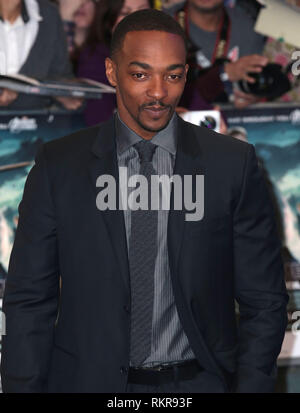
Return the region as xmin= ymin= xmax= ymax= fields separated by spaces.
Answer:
xmin=0 ymin=116 xmax=288 ymax=393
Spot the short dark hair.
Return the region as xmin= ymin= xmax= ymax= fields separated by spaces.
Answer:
xmin=110 ymin=9 xmax=188 ymax=60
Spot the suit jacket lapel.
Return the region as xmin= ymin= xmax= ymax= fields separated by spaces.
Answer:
xmin=88 ymin=118 xmax=130 ymax=294
xmin=168 ymin=117 xmax=205 ymax=278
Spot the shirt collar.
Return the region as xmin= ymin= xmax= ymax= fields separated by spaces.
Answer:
xmin=21 ymin=0 xmax=29 ymax=23
xmin=115 ymin=111 xmax=178 ymax=157
xmin=26 ymin=0 xmax=43 ymax=23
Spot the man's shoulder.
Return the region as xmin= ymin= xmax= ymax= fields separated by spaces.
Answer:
xmin=180 ymin=117 xmax=249 ymax=156
xmin=227 ymin=5 xmax=261 ymax=39
xmin=227 ymin=5 xmax=265 ymax=54
xmin=42 ymin=123 xmax=103 ymax=164
xmin=180 ymin=119 xmax=252 ymax=186
xmin=227 ymin=5 xmax=255 ymax=25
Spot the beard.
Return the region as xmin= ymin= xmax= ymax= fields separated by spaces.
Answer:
xmin=135 ymin=102 xmax=174 ymax=133
xmin=137 ymin=108 xmax=173 ymax=133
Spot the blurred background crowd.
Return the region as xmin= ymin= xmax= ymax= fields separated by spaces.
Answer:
xmin=0 ymin=0 xmax=299 ymax=126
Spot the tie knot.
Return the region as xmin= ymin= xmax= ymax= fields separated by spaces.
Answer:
xmin=134 ymin=140 xmax=157 ymax=163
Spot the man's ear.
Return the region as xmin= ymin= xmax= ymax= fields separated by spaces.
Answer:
xmin=184 ymin=64 xmax=189 ymax=83
xmin=105 ymin=57 xmax=117 ymax=88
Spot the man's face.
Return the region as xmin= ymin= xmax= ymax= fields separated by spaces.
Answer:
xmin=105 ymin=30 xmax=188 ymax=139
xmin=188 ymin=0 xmax=223 ymax=13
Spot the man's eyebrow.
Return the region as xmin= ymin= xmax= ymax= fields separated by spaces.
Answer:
xmin=166 ymin=64 xmax=185 ymax=71
xmin=128 ymin=62 xmax=185 ymax=71
xmin=129 ymin=61 xmax=151 ymax=69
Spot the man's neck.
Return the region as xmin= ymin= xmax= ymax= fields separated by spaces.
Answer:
xmin=117 ymin=111 xmax=156 ymax=141
xmin=0 ymin=0 xmax=22 ymax=24
xmin=188 ymin=3 xmax=224 ymax=32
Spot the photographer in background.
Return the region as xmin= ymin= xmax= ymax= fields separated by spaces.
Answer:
xmin=0 ymin=0 xmax=82 ymax=110
xmin=165 ymin=0 xmax=268 ymax=109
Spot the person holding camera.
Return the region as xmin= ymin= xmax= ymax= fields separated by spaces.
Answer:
xmin=165 ymin=0 xmax=268 ymax=109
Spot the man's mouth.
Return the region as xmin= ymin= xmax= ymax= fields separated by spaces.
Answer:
xmin=143 ymin=106 xmax=170 ymax=118
xmin=144 ymin=106 xmax=167 ymax=111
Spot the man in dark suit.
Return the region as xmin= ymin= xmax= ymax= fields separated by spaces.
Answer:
xmin=0 ymin=9 xmax=288 ymax=393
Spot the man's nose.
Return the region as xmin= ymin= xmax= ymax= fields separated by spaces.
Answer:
xmin=146 ymin=76 xmax=168 ymax=100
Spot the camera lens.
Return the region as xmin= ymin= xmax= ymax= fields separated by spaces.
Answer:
xmin=238 ymin=63 xmax=291 ymax=99
xmin=200 ymin=116 xmax=217 ymax=130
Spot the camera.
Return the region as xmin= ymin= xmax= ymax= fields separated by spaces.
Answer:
xmin=238 ymin=63 xmax=291 ymax=100
xmin=180 ymin=110 xmax=221 ymax=132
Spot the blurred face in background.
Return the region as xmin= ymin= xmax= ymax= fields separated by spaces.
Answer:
xmin=74 ymin=0 xmax=96 ymax=29
xmin=2 ymin=0 xmax=21 ymax=9
xmin=113 ymin=0 xmax=150 ymax=31
xmin=188 ymin=0 xmax=224 ymax=13
xmin=0 ymin=0 xmax=21 ymax=15
xmin=285 ymin=0 xmax=300 ymax=6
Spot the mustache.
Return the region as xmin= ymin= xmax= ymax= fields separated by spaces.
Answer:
xmin=140 ymin=102 xmax=171 ymax=110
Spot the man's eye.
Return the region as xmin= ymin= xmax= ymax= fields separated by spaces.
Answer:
xmin=168 ymin=74 xmax=182 ymax=81
xmin=132 ymin=73 xmax=146 ymax=79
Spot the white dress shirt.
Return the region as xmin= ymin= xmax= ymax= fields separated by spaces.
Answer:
xmin=0 ymin=0 xmax=42 ymax=75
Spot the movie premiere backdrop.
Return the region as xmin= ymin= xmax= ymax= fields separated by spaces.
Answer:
xmin=224 ymin=104 xmax=300 ymax=264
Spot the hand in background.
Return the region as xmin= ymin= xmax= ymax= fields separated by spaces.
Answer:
xmin=55 ymin=96 xmax=83 ymax=110
xmin=58 ymin=0 xmax=86 ymax=21
xmin=225 ymin=55 xmax=268 ymax=83
xmin=0 ymin=88 xmax=18 ymax=106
